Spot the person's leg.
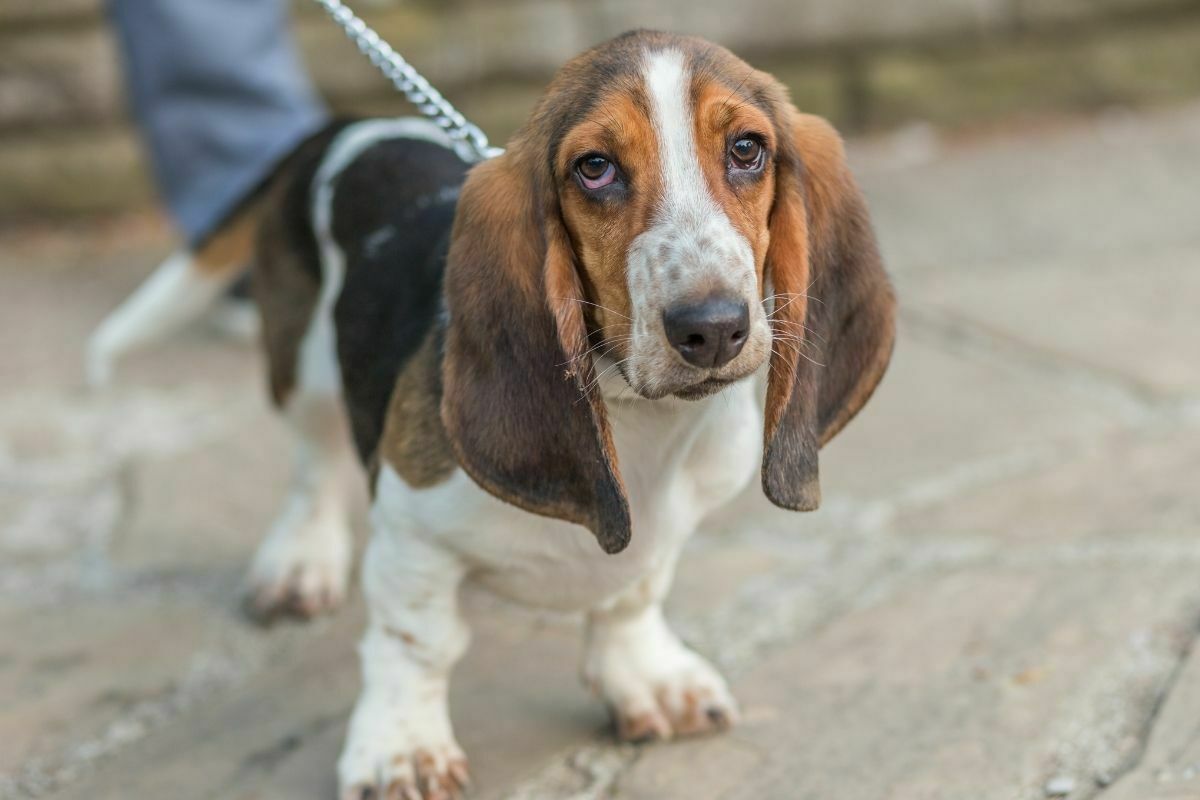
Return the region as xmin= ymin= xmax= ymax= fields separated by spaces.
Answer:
xmin=90 ymin=0 xmax=329 ymax=383
xmin=107 ymin=0 xmax=328 ymax=244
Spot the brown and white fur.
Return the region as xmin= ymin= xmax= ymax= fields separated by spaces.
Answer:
xmin=88 ymin=31 xmax=896 ymax=800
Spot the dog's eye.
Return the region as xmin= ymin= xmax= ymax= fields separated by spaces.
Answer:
xmin=729 ymin=138 xmax=763 ymax=170
xmin=577 ymin=155 xmax=616 ymax=189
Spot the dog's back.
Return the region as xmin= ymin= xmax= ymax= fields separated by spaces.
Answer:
xmin=254 ymin=119 xmax=471 ymax=462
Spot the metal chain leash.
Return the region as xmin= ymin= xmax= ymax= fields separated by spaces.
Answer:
xmin=310 ymin=0 xmax=503 ymax=162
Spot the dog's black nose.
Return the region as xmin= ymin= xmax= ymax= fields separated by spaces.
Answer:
xmin=663 ymin=296 xmax=750 ymax=368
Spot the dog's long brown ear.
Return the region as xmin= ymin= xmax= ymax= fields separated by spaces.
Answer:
xmin=762 ymin=111 xmax=897 ymax=511
xmin=441 ymin=150 xmax=631 ymax=554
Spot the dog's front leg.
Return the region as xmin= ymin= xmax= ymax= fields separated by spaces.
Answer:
xmin=583 ymin=559 xmax=739 ymax=742
xmin=339 ymin=528 xmax=470 ymax=800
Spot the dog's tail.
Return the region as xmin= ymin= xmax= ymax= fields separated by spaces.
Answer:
xmin=86 ymin=203 xmax=261 ymax=387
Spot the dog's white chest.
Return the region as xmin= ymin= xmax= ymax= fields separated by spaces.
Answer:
xmin=373 ymin=380 xmax=762 ymax=611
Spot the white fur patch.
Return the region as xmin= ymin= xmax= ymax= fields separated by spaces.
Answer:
xmin=584 ymin=599 xmax=738 ymax=738
xmin=644 ymin=49 xmax=723 ymax=234
xmin=244 ymin=391 xmax=357 ymax=618
xmin=368 ymin=378 xmax=760 ymax=611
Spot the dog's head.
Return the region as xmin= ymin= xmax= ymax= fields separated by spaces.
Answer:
xmin=441 ymin=31 xmax=896 ymax=553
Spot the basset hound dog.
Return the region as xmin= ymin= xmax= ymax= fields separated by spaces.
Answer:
xmin=88 ymin=30 xmax=896 ymax=800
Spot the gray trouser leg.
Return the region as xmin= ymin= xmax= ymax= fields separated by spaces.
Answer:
xmin=108 ymin=0 xmax=328 ymax=244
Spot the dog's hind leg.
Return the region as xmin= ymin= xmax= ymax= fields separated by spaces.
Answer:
xmin=245 ymin=386 xmax=357 ymax=621
xmin=245 ymin=190 xmax=357 ymax=621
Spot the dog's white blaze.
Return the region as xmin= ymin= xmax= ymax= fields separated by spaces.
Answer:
xmin=644 ymin=49 xmax=723 ymax=233
xmin=639 ymin=48 xmax=754 ymax=281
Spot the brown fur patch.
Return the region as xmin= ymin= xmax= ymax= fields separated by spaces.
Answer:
xmin=760 ymin=116 xmax=813 ymax=446
xmin=383 ymin=625 xmax=418 ymax=646
xmin=247 ymin=122 xmax=353 ymax=408
xmin=252 ymin=173 xmax=320 ymax=408
xmin=555 ymin=87 xmax=657 ymax=351
xmin=194 ymin=202 xmax=261 ymax=275
xmin=793 ymin=115 xmax=897 ymax=445
xmin=693 ymin=74 xmax=778 ymax=289
xmin=378 ymin=327 xmax=457 ymax=488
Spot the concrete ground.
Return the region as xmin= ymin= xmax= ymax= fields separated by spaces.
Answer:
xmin=3 ymin=102 xmax=1200 ymax=800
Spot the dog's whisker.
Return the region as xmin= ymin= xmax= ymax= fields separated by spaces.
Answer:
xmin=769 ymin=319 xmax=828 ymax=346
xmin=765 ymin=295 xmax=804 ymax=317
xmin=555 ymin=297 xmax=634 ymax=321
xmin=590 ymin=322 xmax=634 ymax=335
xmin=558 ymin=335 xmax=635 ymax=367
xmin=773 ymin=340 xmax=825 ymax=368
xmin=770 ymin=331 xmax=825 ymax=365
xmin=576 ymin=357 xmax=633 ymax=402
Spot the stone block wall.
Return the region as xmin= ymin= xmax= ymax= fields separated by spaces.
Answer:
xmin=1 ymin=0 xmax=1198 ymax=220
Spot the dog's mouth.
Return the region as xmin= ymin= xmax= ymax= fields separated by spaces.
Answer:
xmin=671 ymin=376 xmax=735 ymax=400
xmin=597 ymin=361 xmax=737 ymax=402
xmin=596 ymin=342 xmax=766 ymax=402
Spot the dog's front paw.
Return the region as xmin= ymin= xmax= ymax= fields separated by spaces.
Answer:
xmin=338 ymin=708 xmax=469 ymax=800
xmin=608 ymin=651 xmax=739 ymax=742
xmin=585 ymin=623 xmax=739 ymax=742
xmin=244 ymin=513 xmax=351 ymax=622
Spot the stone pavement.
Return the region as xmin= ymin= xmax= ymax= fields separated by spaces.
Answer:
xmin=3 ymin=102 xmax=1200 ymax=800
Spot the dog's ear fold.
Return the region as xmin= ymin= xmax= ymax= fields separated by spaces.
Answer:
xmin=762 ymin=111 xmax=897 ymax=511
xmin=441 ymin=151 xmax=631 ymax=554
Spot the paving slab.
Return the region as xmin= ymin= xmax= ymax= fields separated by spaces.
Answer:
xmin=892 ymin=425 xmax=1200 ymax=548
xmin=619 ymin=563 xmax=1200 ymax=800
xmin=855 ymin=102 xmax=1200 ymax=276
xmin=9 ymin=524 xmax=813 ymax=800
xmin=816 ymin=322 xmax=1127 ymax=506
xmin=705 ymin=317 xmax=1135 ymax=543
xmin=1101 ymin=633 xmax=1200 ymax=800
xmin=908 ymin=243 xmax=1200 ymax=399
xmin=1 ymin=601 xmax=231 ymax=779
xmin=616 ymin=428 xmax=1200 ymax=799
xmin=36 ymin=596 xmax=606 ymax=800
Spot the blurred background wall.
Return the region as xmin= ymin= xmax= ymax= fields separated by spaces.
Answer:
xmin=2 ymin=0 xmax=1199 ymax=223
